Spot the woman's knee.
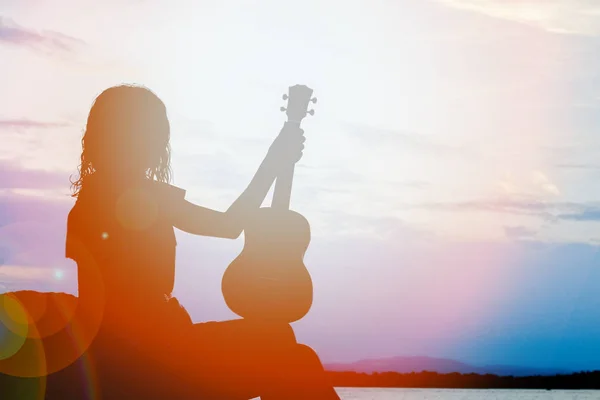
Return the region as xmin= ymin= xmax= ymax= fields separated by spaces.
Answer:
xmin=274 ymin=323 xmax=297 ymax=345
xmin=240 ymin=320 xmax=296 ymax=347
xmin=293 ymin=344 xmax=324 ymax=368
xmin=190 ymin=319 xmax=296 ymax=354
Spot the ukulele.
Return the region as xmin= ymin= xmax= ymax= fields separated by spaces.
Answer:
xmin=221 ymin=84 xmax=317 ymax=323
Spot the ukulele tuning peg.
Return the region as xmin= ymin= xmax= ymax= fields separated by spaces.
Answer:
xmin=282 ymin=94 xmax=288 ymax=100
xmin=310 ymin=97 xmax=317 ymax=104
xmin=307 ymin=109 xmax=315 ymax=116
xmin=280 ymin=106 xmax=287 ymax=112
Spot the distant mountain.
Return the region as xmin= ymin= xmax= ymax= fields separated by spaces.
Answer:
xmin=324 ymin=356 xmax=572 ymax=377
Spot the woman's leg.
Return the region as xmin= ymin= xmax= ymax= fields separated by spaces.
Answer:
xmin=173 ymin=319 xmax=338 ymax=399
xmin=171 ymin=319 xmax=295 ymax=398
xmin=261 ymin=344 xmax=341 ymax=400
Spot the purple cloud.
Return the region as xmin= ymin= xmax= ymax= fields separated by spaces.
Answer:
xmin=0 ymin=183 xmax=599 ymax=371
xmin=0 ymin=191 xmax=74 ymax=293
xmin=0 ymin=159 xmax=70 ymax=190
xmin=0 ymin=16 xmax=85 ymax=54
xmin=0 ymin=191 xmax=71 ymax=228
xmin=0 ymin=119 xmax=70 ymax=130
xmin=0 ymin=165 xmax=73 ymax=278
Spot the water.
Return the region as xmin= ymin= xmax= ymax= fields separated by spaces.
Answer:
xmin=334 ymin=388 xmax=600 ymax=400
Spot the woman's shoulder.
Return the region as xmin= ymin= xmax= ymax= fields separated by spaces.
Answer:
xmin=68 ymin=176 xmax=186 ymax=225
xmin=126 ymin=179 xmax=187 ymax=221
xmin=146 ymin=179 xmax=186 ymax=201
xmin=76 ymin=174 xmax=186 ymax=201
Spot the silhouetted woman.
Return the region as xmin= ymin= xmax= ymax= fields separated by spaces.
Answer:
xmin=65 ymin=85 xmax=339 ymax=399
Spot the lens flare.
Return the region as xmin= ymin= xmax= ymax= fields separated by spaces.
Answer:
xmin=4 ymin=294 xmax=30 ymax=326
xmin=0 ymin=295 xmax=29 ymax=360
xmin=54 ymin=269 xmax=65 ymax=280
xmin=0 ymin=240 xmax=104 ymax=381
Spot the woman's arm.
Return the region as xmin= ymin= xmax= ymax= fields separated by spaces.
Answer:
xmin=172 ymin=124 xmax=305 ymax=239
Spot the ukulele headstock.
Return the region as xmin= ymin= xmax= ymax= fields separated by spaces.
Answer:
xmin=280 ymin=84 xmax=316 ymax=123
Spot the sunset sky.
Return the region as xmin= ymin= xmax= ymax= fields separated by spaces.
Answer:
xmin=1 ymin=0 xmax=599 ymax=371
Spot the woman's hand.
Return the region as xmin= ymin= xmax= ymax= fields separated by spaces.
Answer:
xmin=267 ymin=125 xmax=306 ymax=167
xmin=174 ymin=124 xmax=307 ymax=239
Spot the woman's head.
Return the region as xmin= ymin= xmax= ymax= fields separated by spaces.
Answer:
xmin=71 ymin=84 xmax=172 ymax=197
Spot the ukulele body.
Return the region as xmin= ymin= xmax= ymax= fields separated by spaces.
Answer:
xmin=221 ymin=84 xmax=317 ymax=324
xmin=221 ymin=207 xmax=313 ymax=323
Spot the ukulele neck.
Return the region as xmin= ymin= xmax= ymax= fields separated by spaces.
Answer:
xmin=272 ymin=120 xmax=302 ymax=211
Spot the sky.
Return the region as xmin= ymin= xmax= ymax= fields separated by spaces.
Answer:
xmin=0 ymin=0 xmax=599 ymax=371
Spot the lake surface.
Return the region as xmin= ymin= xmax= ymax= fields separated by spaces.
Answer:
xmin=334 ymin=388 xmax=600 ymax=399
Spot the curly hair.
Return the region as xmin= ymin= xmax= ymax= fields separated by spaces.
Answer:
xmin=70 ymin=84 xmax=172 ymax=197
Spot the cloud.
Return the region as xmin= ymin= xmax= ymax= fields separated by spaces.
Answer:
xmin=0 ymin=16 xmax=85 ymax=54
xmin=0 ymin=180 xmax=599 ymax=370
xmin=0 ymin=158 xmax=78 ymax=294
xmin=558 ymin=208 xmax=600 ymax=221
xmin=0 ymin=116 xmax=81 ymax=173
xmin=0 ymin=191 xmax=71 ymax=227
xmin=437 ymin=0 xmax=600 ymax=35
xmin=401 ymin=180 xmax=430 ymax=189
xmin=496 ymin=171 xmax=561 ymax=198
xmin=345 ymin=123 xmax=470 ymax=158
xmin=0 ymin=119 xmax=71 ymax=130
xmin=0 ymin=191 xmax=73 ymax=294
xmin=0 ymin=265 xmax=59 ymax=280
xmin=410 ymin=197 xmax=600 ymax=222
xmin=531 ymin=171 xmax=560 ymax=196
xmin=555 ymin=163 xmax=600 ymax=171
xmin=311 ymin=212 xmax=434 ymax=242
xmin=504 ymin=225 xmax=537 ymax=240
xmin=300 ymin=235 xmax=600 ymax=369
xmin=412 ymin=197 xmax=553 ymax=215
xmin=0 ymin=265 xmax=75 ymax=294
xmin=297 ymin=165 xmax=429 ymax=195
xmin=0 ymin=160 xmax=71 ymax=191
